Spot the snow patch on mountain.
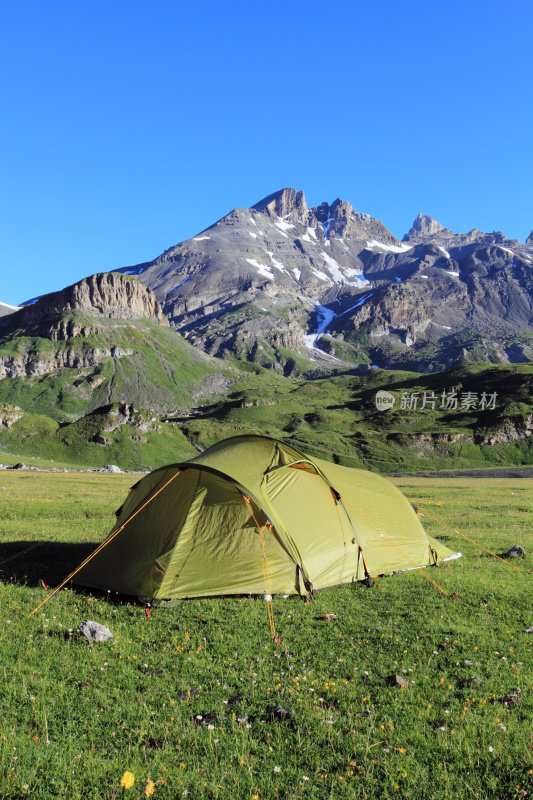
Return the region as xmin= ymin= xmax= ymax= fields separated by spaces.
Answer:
xmin=367 ymin=240 xmax=412 ymax=254
xmin=320 ymin=252 xmax=369 ymax=287
xmin=121 ymin=266 xmax=148 ymax=276
xmin=245 ymin=258 xmax=274 ymax=280
xmin=319 ymin=213 xmax=334 ymax=239
xmin=312 ymin=268 xmax=333 ymax=284
xmin=321 ymin=251 xmax=345 ymax=282
xmin=274 ymin=218 xmax=295 ymax=233
xmin=266 ymin=251 xmax=288 ymax=274
xmin=168 ymin=277 xmax=191 ymax=293
xmin=304 ymin=305 xmax=337 ymax=350
xmin=342 ymin=267 xmax=370 ymax=287
xmin=338 ymin=291 xmax=373 ymax=316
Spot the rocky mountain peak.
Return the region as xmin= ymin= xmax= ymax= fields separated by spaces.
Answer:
xmin=526 ymin=230 xmax=533 ymax=245
xmin=404 ymin=214 xmax=451 ymax=242
xmin=252 ymin=188 xmax=308 ymax=222
xmin=315 ymin=197 xmax=353 ymax=223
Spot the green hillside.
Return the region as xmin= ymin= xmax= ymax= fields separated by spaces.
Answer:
xmin=170 ymin=363 xmax=533 ymax=473
xmin=0 ymin=315 xmax=228 ymax=419
xmin=1 ymin=362 xmax=530 ymax=473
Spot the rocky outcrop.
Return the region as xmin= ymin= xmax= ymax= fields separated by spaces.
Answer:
xmin=403 ymin=214 xmax=452 ymax=242
xmin=475 ymin=415 xmax=533 ymax=445
xmin=1 ymin=273 xmax=167 ymax=340
xmin=0 ymin=347 xmax=133 ymax=379
xmin=53 ymin=272 xmax=167 ymax=322
xmin=0 ymin=273 xmax=169 ymax=379
xmin=96 ymin=403 xmax=160 ymax=434
xmin=0 ymin=404 xmax=23 ymax=429
xmin=253 ymin=188 xmax=309 ymax=222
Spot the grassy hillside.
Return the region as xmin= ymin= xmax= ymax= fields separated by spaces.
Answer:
xmin=0 ymin=362 xmax=530 ymax=473
xmin=0 ymin=316 xmax=230 ymax=419
xmin=171 ymin=363 xmax=533 ymax=473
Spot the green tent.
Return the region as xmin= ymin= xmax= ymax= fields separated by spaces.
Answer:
xmin=75 ymin=435 xmax=460 ymax=602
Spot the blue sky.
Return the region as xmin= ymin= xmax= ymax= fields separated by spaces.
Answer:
xmin=1 ymin=0 xmax=532 ymax=305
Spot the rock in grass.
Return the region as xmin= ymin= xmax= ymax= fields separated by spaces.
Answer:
xmin=271 ymin=704 xmax=292 ymax=721
xmin=523 ymin=626 xmax=533 ymax=634
xmin=386 ymin=674 xmax=412 ymax=688
xmin=77 ymin=619 xmax=113 ymax=642
xmin=502 ymin=544 xmax=525 ymax=558
xmin=497 ymin=693 xmax=521 ymax=706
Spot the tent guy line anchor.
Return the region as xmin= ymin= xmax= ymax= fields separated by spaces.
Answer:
xmin=408 ymin=500 xmax=525 ymax=574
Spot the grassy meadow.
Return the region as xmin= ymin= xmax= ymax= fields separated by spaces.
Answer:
xmin=0 ymin=472 xmax=531 ymax=799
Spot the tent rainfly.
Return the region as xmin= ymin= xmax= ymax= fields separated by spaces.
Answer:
xmin=75 ymin=435 xmax=461 ymax=603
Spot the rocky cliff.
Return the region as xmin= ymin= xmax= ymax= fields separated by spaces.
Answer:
xmin=6 ymin=272 xmax=167 ymax=338
xmin=0 ymin=272 xmax=225 ymax=417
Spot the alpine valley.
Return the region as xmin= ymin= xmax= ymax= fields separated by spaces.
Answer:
xmin=0 ymin=189 xmax=531 ymax=473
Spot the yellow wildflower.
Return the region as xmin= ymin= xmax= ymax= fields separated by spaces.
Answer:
xmin=145 ymin=780 xmax=155 ymax=797
xmin=120 ymin=771 xmax=135 ymax=789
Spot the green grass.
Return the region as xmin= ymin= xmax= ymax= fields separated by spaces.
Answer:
xmin=0 ymin=473 xmax=531 ymax=799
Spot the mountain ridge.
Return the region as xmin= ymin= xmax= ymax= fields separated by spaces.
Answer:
xmin=110 ymin=187 xmax=533 ymax=373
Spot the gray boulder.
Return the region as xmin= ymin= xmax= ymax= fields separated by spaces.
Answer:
xmin=77 ymin=619 xmax=113 ymax=642
xmin=503 ymin=544 xmax=526 ymax=558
